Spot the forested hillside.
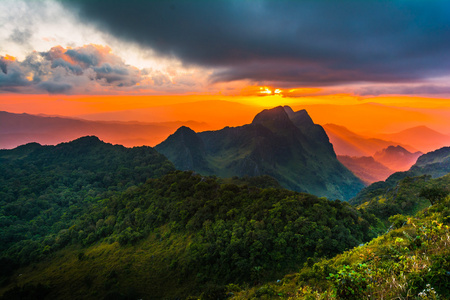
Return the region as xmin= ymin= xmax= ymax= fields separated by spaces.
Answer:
xmin=0 ymin=136 xmax=174 ymax=266
xmin=0 ymin=171 xmax=379 ymax=299
xmin=351 ymin=147 xmax=450 ymax=219
xmin=1 ymin=138 xmax=449 ymax=299
xmin=232 ymin=193 xmax=450 ymax=299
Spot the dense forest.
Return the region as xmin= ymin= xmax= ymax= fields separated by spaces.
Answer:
xmin=0 ymin=170 xmax=380 ymax=299
xmin=0 ymin=136 xmax=174 ymax=265
xmin=231 ymin=194 xmax=450 ymax=299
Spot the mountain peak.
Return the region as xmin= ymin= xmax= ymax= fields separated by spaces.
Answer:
xmin=251 ymin=106 xmax=292 ymax=130
xmin=70 ymin=136 xmax=103 ymax=145
xmin=156 ymin=106 xmax=363 ymax=200
xmin=384 ymin=145 xmax=408 ymax=153
xmin=174 ymin=126 xmax=197 ymax=136
xmin=252 ymin=106 xmax=289 ymax=123
xmin=165 ymin=126 xmax=201 ymax=147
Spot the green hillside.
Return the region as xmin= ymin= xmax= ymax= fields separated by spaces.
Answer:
xmin=156 ymin=106 xmax=364 ymax=200
xmin=352 ymin=147 xmax=450 ymax=206
xmin=350 ymin=147 xmax=450 ymax=222
xmin=0 ymin=171 xmax=378 ymax=299
xmin=231 ymin=194 xmax=450 ymax=299
xmin=0 ymin=136 xmax=174 ymax=266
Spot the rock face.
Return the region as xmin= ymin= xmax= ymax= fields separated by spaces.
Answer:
xmin=156 ymin=106 xmax=364 ymax=200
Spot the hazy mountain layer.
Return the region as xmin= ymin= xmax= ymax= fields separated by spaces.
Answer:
xmin=337 ymin=155 xmax=394 ymax=185
xmin=374 ymin=125 xmax=450 ymax=153
xmin=0 ymin=111 xmax=209 ymax=149
xmin=323 ymin=123 xmax=415 ymax=157
xmin=373 ymin=145 xmax=422 ymax=171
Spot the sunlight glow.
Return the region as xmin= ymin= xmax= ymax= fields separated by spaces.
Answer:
xmin=2 ymin=54 xmax=16 ymax=61
xmin=259 ymin=87 xmax=272 ymax=94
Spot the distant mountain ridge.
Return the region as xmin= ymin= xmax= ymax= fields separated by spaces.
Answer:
xmin=156 ymin=106 xmax=364 ymax=200
xmin=374 ymin=125 xmax=450 ymax=153
xmin=0 ymin=111 xmax=209 ymax=149
xmin=323 ymin=123 xmax=417 ymax=156
xmin=337 ymin=155 xmax=394 ymax=185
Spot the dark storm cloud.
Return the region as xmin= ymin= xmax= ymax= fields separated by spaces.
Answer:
xmin=0 ymin=57 xmax=31 ymax=90
xmin=37 ymin=81 xmax=72 ymax=93
xmin=65 ymin=0 xmax=450 ymax=86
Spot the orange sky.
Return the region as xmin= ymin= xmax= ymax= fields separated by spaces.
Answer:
xmin=2 ymin=92 xmax=450 ymax=135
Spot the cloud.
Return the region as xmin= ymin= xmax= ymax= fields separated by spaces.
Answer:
xmin=64 ymin=0 xmax=450 ymax=86
xmin=37 ymin=81 xmax=72 ymax=93
xmin=356 ymin=84 xmax=450 ymax=96
xmin=0 ymin=45 xmax=142 ymax=93
xmin=8 ymin=28 xmax=32 ymax=45
xmin=0 ymin=44 xmax=209 ymax=94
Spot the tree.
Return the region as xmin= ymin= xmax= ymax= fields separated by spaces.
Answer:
xmin=419 ymin=187 xmax=448 ymax=205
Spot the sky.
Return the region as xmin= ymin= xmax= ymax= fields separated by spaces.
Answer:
xmin=1 ymin=0 xmax=450 ymax=134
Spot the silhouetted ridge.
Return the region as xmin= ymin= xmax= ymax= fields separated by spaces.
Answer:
xmin=380 ymin=145 xmax=409 ymax=154
xmin=66 ymin=135 xmax=103 ymax=145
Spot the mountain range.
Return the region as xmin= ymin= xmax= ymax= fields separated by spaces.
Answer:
xmin=156 ymin=106 xmax=364 ymax=200
xmin=3 ymin=106 xmax=449 ymax=189
xmin=1 ymin=118 xmax=450 ymax=299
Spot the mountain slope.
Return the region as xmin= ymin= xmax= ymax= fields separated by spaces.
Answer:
xmin=373 ymin=145 xmax=422 ymax=171
xmin=412 ymin=146 xmax=450 ymax=177
xmin=156 ymin=106 xmax=364 ymax=200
